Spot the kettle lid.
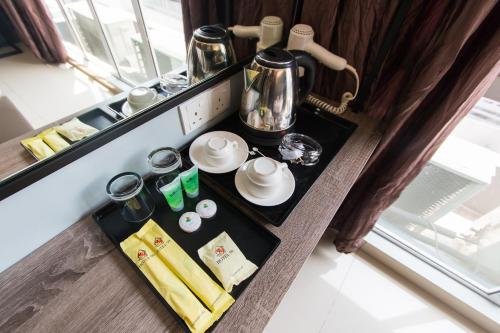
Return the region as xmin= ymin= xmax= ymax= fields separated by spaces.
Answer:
xmin=193 ymin=25 xmax=229 ymax=43
xmin=255 ymin=48 xmax=295 ymax=69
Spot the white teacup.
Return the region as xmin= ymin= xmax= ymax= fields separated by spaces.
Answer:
xmin=246 ymin=157 xmax=287 ymax=198
xmin=127 ymin=87 xmax=157 ymax=110
xmin=204 ymin=136 xmax=238 ymax=166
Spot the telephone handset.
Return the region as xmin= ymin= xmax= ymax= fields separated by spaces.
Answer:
xmin=229 ymin=16 xmax=283 ymax=51
xmin=287 ymin=24 xmax=359 ymax=114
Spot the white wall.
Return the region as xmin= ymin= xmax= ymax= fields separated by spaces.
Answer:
xmin=0 ymin=74 xmax=242 ymax=272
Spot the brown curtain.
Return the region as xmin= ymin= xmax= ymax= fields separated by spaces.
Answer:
xmin=300 ymin=0 xmax=400 ymax=103
xmin=181 ymin=0 xmax=295 ymax=60
xmin=181 ymin=0 xmax=220 ymax=46
xmin=0 ymin=0 xmax=67 ymax=64
xmin=323 ymin=1 xmax=500 ymax=252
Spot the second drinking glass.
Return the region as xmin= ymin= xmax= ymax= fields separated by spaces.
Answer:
xmin=148 ymin=147 xmax=184 ymax=212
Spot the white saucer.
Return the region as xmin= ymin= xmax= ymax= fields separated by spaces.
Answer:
xmin=235 ymin=160 xmax=295 ymax=206
xmin=189 ymin=131 xmax=249 ymax=174
xmin=121 ymin=95 xmax=165 ymax=117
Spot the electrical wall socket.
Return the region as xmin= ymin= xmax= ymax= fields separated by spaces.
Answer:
xmin=178 ymin=80 xmax=231 ymax=134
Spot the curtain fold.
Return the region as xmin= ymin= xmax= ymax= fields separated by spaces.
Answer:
xmin=180 ymin=0 xmax=220 ymax=47
xmin=331 ymin=1 xmax=500 ymax=252
xmin=300 ymin=0 xmax=400 ymax=103
xmin=181 ymin=0 xmax=295 ymax=60
xmin=0 ymin=0 xmax=67 ymax=64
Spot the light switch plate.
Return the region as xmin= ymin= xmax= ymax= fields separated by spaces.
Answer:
xmin=178 ymin=80 xmax=231 ymax=135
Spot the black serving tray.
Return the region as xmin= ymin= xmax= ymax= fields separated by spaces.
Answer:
xmin=77 ymin=107 xmax=121 ymax=130
xmin=107 ymin=97 xmax=127 ymax=116
xmin=181 ymin=104 xmax=357 ymax=227
xmin=93 ymin=175 xmax=280 ymax=332
xmin=21 ymin=107 xmax=119 ymax=161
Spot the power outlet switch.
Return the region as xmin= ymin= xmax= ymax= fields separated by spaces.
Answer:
xmin=178 ymin=81 xmax=231 ymax=135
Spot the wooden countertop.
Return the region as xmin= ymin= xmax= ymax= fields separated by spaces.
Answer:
xmin=0 ymin=111 xmax=381 ymax=333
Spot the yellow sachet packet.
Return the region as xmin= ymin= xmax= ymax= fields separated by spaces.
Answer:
xmin=56 ymin=118 xmax=98 ymax=141
xmin=38 ymin=128 xmax=70 ymax=152
xmin=198 ymin=232 xmax=258 ymax=292
xmin=138 ymin=220 xmax=234 ymax=320
xmin=21 ymin=137 xmax=55 ymax=160
xmin=120 ymin=234 xmax=214 ymax=333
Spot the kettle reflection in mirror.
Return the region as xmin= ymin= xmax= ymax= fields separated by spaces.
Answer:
xmin=187 ymin=25 xmax=237 ymax=85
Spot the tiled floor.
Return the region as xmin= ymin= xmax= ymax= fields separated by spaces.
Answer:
xmin=0 ymin=45 xmax=111 ymax=130
xmin=265 ymin=231 xmax=486 ymax=333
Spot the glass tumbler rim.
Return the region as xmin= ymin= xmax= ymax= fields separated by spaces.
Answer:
xmin=106 ymin=172 xmax=144 ymax=202
xmin=147 ymin=147 xmax=181 ymax=174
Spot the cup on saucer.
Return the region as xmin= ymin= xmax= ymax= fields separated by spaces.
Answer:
xmin=127 ymin=86 xmax=158 ymax=111
xmin=204 ymin=136 xmax=238 ymax=167
xmin=245 ymin=157 xmax=288 ymax=198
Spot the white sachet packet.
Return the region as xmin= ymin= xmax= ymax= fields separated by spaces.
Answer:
xmin=198 ymin=231 xmax=258 ymax=292
xmin=56 ymin=118 xmax=98 ymax=141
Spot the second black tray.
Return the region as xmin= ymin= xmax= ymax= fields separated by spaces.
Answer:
xmin=181 ymin=104 xmax=357 ymax=227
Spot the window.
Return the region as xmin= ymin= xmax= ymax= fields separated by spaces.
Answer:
xmin=141 ymin=0 xmax=185 ymax=74
xmin=44 ymin=0 xmax=186 ymax=86
xmin=375 ymin=82 xmax=500 ymax=305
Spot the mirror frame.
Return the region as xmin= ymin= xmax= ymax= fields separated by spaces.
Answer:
xmin=0 ymin=58 xmax=251 ymax=201
xmin=0 ymin=0 xmax=304 ymax=201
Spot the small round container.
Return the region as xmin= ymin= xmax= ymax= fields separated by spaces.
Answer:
xmin=148 ymin=147 xmax=182 ymax=176
xmin=278 ymin=133 xmax=322 ymax=166
xmin=106 ymin=172 xmax=155 ymax=223
xmin=196 ymin=199 xmax=217 ymax=218
xmin=160 ymin=73 xmax=188 ymax=96
xmin=179 ymin=212 xmax=202 ymax=233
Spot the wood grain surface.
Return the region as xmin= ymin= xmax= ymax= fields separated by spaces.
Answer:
xmin=0 ymin=111 xmax=380 ymax=333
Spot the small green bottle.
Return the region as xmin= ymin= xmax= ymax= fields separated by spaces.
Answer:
xmin=180 ymin=164 xmax=199 ymax=198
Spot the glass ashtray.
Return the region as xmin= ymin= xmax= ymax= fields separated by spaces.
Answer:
xmin=278 ymin=133 xmax=322 ymax=166
xmin=159 ymin=73 xmax=188 ymax=96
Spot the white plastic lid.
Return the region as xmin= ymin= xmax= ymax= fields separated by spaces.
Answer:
xmin=196 ymin=199 xmax=217 ymax=218
xmin=179 ymin=212 xmax=202 ymax=233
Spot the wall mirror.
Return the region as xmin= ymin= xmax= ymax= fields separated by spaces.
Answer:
xmin=0 ymin=0 xmax=298 ymax=198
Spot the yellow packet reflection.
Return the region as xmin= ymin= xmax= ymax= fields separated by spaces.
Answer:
xmin=21 ymin=137 xmax=55 ymax=160
xmin=38 ymin=128 xmax=70 ymax=152
xmin=138 ymin=220 xmax=234 ymax=320
xmin=56 ymin=118 xmax=98 ymax=141
xmin=121 ymin=234 xmax=214 ymax=333
xmin=198 ymin=232 xmax=258 ymax=292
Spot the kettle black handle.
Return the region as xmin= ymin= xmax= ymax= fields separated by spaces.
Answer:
xmin=290 ymin=50 xmax=316 ymax=104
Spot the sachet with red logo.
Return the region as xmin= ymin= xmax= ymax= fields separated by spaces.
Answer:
xmin=120 ymin=232 xmax=214 ymax=333
xmin=137 ymin=220 xmax=234 ymax=320
xmin=198 ymin=231 xmax=258 ymax=292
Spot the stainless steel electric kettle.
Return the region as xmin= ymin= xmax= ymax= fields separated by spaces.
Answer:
xmin=187 ymin=25 xmax=237 ymax=84
xmin=240 ymin=47 xmax=316 ymax=134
